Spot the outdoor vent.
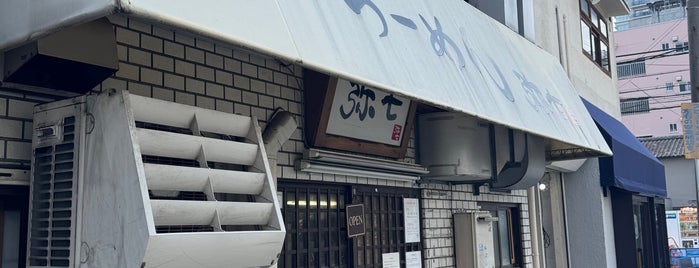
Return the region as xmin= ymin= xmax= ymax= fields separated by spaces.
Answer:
xmin=418 ymin=112 xmax=546 ymax=190
xmin=3 ymin=18 xmax=117 ymax=93
xmin=27 ymin=90 xmax=284 ymax=268
xmin=29 ymin=112 xmax=81 ymax=267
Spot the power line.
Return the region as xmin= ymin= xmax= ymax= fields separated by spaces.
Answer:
xmin=629 ymin=79 xmax=681 ymax=117
xmin=617 ymin=50 xmax=688 ymax=64
xmin=646 ymin=63 xmax=690 ymax=67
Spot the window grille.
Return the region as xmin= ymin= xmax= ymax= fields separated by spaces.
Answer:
xmin=680 ymin=82 xmax=691 ymax=93
xmin=617 ymin=61 xmax=646 ymax=78
xmin=620 ymin=98 xmax=650 ymax=115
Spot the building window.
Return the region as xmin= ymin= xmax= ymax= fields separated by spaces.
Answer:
xmin=620 ymin=98 xmax=650 ymax=115
xmin=631 ymin=0 xmax=650 ymax=7
xmin=617 ymin=61 xmax=646 ymax=78
xmin=670 ymin=123 xmax=678 ymax=133
xmin=580 ymin=0 xmax=610 ymax=73
xmin=466 ymin=0 xmax=534 ymax=40
xmin=680 ymin=82 xmax=691 ymax=93
xmin=666 ymin=82 xmax=674 ymax=92
xmin=481 ymin=203 xmax=523 ymax=268
xmin=675 ymin=42 xmax=689 ymax=52
xmin=634 ymin=8 xmax=652 ymax=17
xmin=662 ymin=43 xmax=670 ymax=50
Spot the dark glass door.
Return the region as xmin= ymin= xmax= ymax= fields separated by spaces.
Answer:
xmin=0 ymin=185 xmax=29 ymax=268
xmin=277 ymin=182 xmax=351 ymax=268
xmin=351 ymin=185 xmax=421 ymax=268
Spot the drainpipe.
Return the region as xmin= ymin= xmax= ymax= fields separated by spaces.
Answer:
xmin=262 ymin=109 xmax=296 ymax=268
xmin=528 ymin=187 xmax=542 ymax=268
xmin=262 ymin=109 xmax=298 ymax=187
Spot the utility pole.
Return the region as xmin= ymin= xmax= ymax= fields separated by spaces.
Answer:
xmin=688 ymin=0 xmax=699 ymax=245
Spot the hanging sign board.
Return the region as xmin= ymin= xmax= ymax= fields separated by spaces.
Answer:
xmin=682 ymin=103 xmax=699 ymax=159
xmin=404 ymin=198 xmax=420 ymax=243
xmin=326 ymin=78 xmax=412 ymax=146
xmin=346 ymin=204 xmax=366 ymax=237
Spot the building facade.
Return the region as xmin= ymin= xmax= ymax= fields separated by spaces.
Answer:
xmin=614 ymin=0 xmax=686 ymax=31
xmin=616 ymin=18 xmax=690 ymax=138
xmin=0 ymin=0 xmax=667 ymax=268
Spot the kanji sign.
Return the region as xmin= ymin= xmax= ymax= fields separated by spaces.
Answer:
xmin=682 ymin=103 xmax=699 ymax=158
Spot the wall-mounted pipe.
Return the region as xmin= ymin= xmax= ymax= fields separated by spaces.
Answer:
xmin=262 ymin=109 xmax=298 ymax=185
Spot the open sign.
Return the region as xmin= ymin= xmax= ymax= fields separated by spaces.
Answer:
xmin=346 ymin=204 xmax=366 ymax=237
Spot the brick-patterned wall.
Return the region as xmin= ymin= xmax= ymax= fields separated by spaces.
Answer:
xmin=106 ymin=15 xmax=421 ymax=189
xmin=0 ymin=14 xmax=534 ymax=268
xmin=420 ymin=184 xmax=531 ymax=268
xmin=0 ymin=89 xmax=62 ymax=169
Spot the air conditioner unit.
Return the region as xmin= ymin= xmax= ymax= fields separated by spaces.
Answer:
xmin=27 ymin=89 xmax=284 ymax=268
xmin=418 ymin=112 xmax=545 ymax=189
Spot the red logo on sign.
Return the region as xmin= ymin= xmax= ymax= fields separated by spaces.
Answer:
xmin=391 ymin=124 xmax=402 ymax=141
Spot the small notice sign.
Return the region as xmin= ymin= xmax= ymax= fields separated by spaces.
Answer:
xmin=682 ymin=103 xmax=699 ymax=158
xmin=346 ymin=204 xmax=366 ymax=237
xmin=381 ymin=252 xmax=400 ymax=268
xmin=404 ymin=198 xmax=420 ymax=243
xmin=406 ymin=251 xmax=422 ymax=268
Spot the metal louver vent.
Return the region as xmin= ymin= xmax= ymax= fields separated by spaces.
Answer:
xmin=132 ymin=113 xmax=270 ymax=233
xmin=28 ymin=116 xmax=78 ymax=267
xmin=27 ymin=90 xmax=284 ymax=268
xmin=126 ymin=92 xmax=285 ymax=267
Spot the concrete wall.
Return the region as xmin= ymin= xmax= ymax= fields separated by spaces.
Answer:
xmin=564 ymin=159 xmax=617 ymax=268
xmin=534 ymin=0 xmax=621 ymax=114
xmin=0 ymin=15 xmax=535 ymax=268
xmin=531 ymin=1 xmax=621 ymax=266
xmin=663 ymin=157 xmax=697 ymax=209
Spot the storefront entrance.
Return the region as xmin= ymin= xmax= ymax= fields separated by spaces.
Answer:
xmin=611 ymin=189 xmax=669 ymax=268
xmin=277 ymin=181 xmax=421 ymax=268
xmin=0 ymin=185 xmax=28 ymax=268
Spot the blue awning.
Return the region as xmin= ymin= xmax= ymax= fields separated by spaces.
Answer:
xmin=582 ymin=99 xmax=666 ymax=197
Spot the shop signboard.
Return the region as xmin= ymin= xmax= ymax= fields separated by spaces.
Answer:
xmin=326 ymin=78 xmax=411 ymax=146
xmin=682 ymin=103 xmax=699 ymax=159
xmin=346 ymin=204 xmax=366 ymax=237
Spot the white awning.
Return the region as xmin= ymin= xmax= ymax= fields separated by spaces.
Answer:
xmin=0 ymin=0 xmax=612 ymax=156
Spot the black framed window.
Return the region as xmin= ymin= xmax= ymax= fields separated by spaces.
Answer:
xmin=680 ymin=82 xmax=691 ymax=93
xmin=480 ymin=203 xmax=523 ymax=268
xmin=580 ymin=0 xmax=610 ymax=74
